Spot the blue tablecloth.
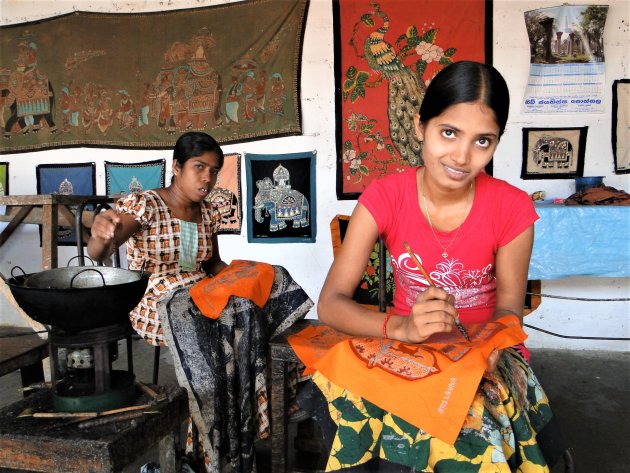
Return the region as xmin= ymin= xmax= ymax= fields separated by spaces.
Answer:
xmin=529 ymin=204 xmax=630 ymax=280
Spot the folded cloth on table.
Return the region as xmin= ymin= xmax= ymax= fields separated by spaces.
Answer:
xmin=190 ymin=259 xmax=275 ymax=319
xmin=566 ymin=185 xmax=630 ymax=205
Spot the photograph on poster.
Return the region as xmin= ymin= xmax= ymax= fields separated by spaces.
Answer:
xmin=521 ymin=127 xmax=587 ymax=179
xmin=612 ymin=79 xmax=630 ymax=174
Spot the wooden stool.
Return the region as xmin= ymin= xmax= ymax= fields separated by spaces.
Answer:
xmin=0 ymin=384 xmax=188 ymax=473
xmin=269 ymin=319 xmax=321 ymax=472
xmin=0 ymin=326 xmax=48 ymax=394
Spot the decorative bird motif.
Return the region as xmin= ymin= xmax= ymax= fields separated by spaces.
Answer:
xmin=362 ymin=2 xmax=425 ymax=166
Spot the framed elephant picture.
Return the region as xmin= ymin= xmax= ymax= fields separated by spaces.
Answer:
xmin=521 ymin=127 xmax=587 ymax=179
xmin=245 ymin=151 xmax=316 ymax=243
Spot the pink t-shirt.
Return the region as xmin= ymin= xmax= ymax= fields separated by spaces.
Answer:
xmin=359 ymin=167 xmax=538 ymax=323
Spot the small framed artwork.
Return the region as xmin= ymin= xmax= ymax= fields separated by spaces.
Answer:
xmin=245 ymin=151 xmax=316 ymax=243
xmin=0 ymin=162 xmax=8 ymax=195
xmin=105 ymin=159 xmax=166 ymax=196
xmin=521 ymin=127 xmax=587 ymax=179
xmin=612 ymin=79 xmax=630 ymax=174
xmin=36 ymin=162 xmax=96 ymax=246
xmin=206 ymin=153 xmax=242 ymax=235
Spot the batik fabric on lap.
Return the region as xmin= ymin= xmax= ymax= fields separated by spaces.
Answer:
xmin=158 ymin=265 xmax=313 ymax=473
xmin=308 ymin=349 xmax=563 ymax=472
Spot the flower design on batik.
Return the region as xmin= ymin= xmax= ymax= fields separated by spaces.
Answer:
xmin=415 ymin=41 xmax=444 ymax=63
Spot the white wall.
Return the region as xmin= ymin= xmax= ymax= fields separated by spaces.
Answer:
xmin=1 ymin=0 xmax=628 ymax=351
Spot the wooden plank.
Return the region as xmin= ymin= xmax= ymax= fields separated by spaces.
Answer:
xmin=0 ymin=327 xmax=48 ymax=377
xmin=0 ymin=195 xmax=113 ymax=206
xmin=0 ymin=206 xmax=96 ymax=227
xmin=41 ymin=203 xmax=57 ymax=270
xmin=0 ymin=205 xmax=32 ymax=247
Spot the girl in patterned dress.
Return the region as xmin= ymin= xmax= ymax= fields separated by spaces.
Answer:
xmin=88 ymin=131 xmax=227 ymax=471
xmin=88 ymin=131 xmax=227 ymax=346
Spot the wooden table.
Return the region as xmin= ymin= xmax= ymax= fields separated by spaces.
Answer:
xmin=0 ymin=384 xmax=189 ymax=473
xmin=0 ymin=326 xmax=48 ymax=393
xmin=0 ymin=194 xmax=113 ymax=270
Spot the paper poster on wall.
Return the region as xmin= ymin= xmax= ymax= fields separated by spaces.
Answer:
xmin=522 ymin=4 xmax=608 ymax=114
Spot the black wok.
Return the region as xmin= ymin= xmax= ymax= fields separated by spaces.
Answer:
xmin=7 ymin=266 xmax=150 ymax=331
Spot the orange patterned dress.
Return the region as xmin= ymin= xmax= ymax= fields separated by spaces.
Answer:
xmin=117 ymin=190 xmax=221 ymax=346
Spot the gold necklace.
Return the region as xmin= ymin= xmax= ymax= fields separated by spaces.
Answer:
xmin=422 ymin=174 xmax=473 ymax=259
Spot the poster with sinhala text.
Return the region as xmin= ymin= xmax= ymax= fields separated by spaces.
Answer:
xmin=523 ymin=4 xmax=608 ymax=114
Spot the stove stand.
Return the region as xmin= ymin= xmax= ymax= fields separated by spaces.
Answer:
xmin=49 ymin=322 xmax=135 ymax=412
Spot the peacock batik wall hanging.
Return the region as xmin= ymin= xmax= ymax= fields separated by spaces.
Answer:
xmin=334 ymin=0 xmax=492 ymax=199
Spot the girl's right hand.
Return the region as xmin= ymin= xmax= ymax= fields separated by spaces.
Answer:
xmin=393 ymin=286 xmax=457 ymax=343
xmin=90 ymin=209 xmax=121 ymax=246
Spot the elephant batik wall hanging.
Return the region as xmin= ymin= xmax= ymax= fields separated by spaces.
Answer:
xmin=521 ymin=127 xmax=587 ymax=179
xmin=245 ymin=151 xmax=316 ymax=243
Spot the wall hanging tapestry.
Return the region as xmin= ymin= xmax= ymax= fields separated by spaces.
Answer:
xmin=612 ymin=79 xmax=630 ymax=174
xmin=522 ymin=4 xmax=608 ymax=114
xmin=104 ymin=158 xmax=166 ymax=196
xmin=333 ymin=0 xmax=491 ymax=199
xmin=0 ymin=162 xmax=7 ymax=195
xmin=245 ymin=151 xmax=316 ymax=243
xmin=207 ymin=152 xmax=242 ymax=235
xmin=521 ymin=127 xmax=587 ymax=179
xmin=36 ymin=162 xmax=96 ymax=245
xmin=0 ymin=0 xmax=308 ymax=154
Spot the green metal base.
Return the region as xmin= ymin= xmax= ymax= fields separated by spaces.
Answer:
xmin=53 ymin=370 xmax=136 ymax=412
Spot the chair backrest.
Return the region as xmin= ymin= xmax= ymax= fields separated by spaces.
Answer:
xmin=330 ymin=215 xmax=394 ymax=312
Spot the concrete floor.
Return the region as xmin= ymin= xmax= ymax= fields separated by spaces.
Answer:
xmin=1 ymin=336 xmax=628 ymax=472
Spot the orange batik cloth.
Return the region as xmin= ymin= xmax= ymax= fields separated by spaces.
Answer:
xmin=289 ymin=315 xmax=527 ymax=445
xmin=190 ymin=260 xmax=275 ymax=319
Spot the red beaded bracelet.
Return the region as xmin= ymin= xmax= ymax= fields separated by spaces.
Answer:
xmin=382 ymin=312 xmax=392 ymax=339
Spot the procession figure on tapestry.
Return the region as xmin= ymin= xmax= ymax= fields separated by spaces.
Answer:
xmin=253 ymin=165 xmax=310 ymax=232
xmin=1 ymin=40 xmax=57 ymax=139
xmin=154 ymin=27 xmax=222 ymax=134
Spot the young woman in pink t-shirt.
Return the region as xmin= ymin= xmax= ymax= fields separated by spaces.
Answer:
xmin=310 ymin=61 xmax=567 ymax=471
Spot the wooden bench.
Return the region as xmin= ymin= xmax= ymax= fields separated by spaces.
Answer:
xmin=269 ymin=318 xmax=321 ymax=472
xmin=0 ymin=326 xmax=48 ymax=395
